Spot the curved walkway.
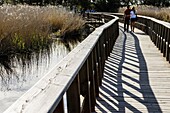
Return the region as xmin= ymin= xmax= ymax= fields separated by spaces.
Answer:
xmin=94 ymin=23 xmax=170 ymax=113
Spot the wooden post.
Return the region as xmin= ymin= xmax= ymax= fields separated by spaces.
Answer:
xmin=156 ymin=23 xmax=159 ymax=48
xmin=97 ymin=41 xmax=103 ymax=85
xmin=79 ymin=61 xmax=91 ymax=113
xmin=166 ymin=28 xmax=170 ymax=61
xmin=90 ymin=71 xmax=96 ymax=112
xmin=158 ymin=24 xmax=161 ymax=48
xmin=88 ymin=53 xmax=96 ymax=112
xmin=67 ymin=75 xmax=80 ymax=113
xmin=152 ymin=22 xmax=156 ymax=44
xmin=94 ymin=47 xmax=99 ymax=97
xmin=160 ymin=25 xmax=165 ymax=53
xmin=163 ymin=27 xmax=167 ymax=57
xmin=151 ymin=20 xmax=153 ymax=39
xmin=155 ymin=23 xmax=159 ymax=47
xmin=100 ymin=33 xmax=106 ymax=73
xmin=106 ymin=29 xmax=109 ymax=56
xmin=85 ymin=61 xmax=92 ymax=113
xmin=53 ymin=98 xmax=64 ymax=113
xmin=84 ymin=81 xmax=91 ymax=113
xmin=159 ymin=24 xmax=163 ymax=50
xmin=168 ymin=29 xmax=170 ymax=63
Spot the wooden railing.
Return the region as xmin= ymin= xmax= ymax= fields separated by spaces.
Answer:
xmin=113 ymin=13 xmax=170 ymax=63
xmin=85 ymin=13 xmax=114 ymax=27
xmin=4 ymin=13 xmax=119 ymax=113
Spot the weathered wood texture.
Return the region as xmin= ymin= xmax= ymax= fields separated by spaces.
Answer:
xmin=113 ymin=13 xmax=170 ymax=63
xmin=4 ymin=14 xmax=119 ymax=113
xmin=93 ymin=23 xmax=170 ymax=113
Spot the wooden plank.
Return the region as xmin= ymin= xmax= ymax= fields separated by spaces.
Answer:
xmin=94 ymin=23 xmax=170 ymax=113
xmin=4 ymin=14 xmax=119 ymax=113
xmin=67 ymin=75 xmax=80 ymax=113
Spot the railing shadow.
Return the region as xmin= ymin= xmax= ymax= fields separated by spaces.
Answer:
xmin=94 ymin=27 xmax=162 ymax=112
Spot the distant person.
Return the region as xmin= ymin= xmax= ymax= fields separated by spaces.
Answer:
xmin=91 ymin=8 xmax=96 ymax=12
xmin=130 ymin=7 xmax=137 ymax=32
xmin=124 ymin=5 xmax=131 ymax=32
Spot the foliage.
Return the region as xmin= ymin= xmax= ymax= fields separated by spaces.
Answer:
xmin=78 ymin=0 xmax=91 ymax=9
xmin=143 ymin=0 xmax=170 ymax=7
xmin=119 ymin=0 xmax=170 ymax=7
xmin=95 ymin=0 xmax=121 ymax=12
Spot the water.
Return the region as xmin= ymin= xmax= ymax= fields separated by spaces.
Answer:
xmin=0 ymin=39 xmax=80 ymax=112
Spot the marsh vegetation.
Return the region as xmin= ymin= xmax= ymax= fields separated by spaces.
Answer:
xmin=119 ymin=5 xmax=170 ymax=22
xmin=0 ymin=5 xmax=86 ymax=77
xmin=0 ymin=5 xmax=95 ymax=93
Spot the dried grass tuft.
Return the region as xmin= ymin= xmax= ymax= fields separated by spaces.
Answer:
xmin=0 ymin=4 xmax=85 ymax=74
xmin=119 ymin=5 xmax=170 ymax=23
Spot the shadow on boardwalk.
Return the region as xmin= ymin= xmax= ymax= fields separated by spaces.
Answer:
xmin=94 ymin=27 xmax=162 ymax=113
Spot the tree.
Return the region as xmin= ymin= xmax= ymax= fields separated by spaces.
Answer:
xmin=95 ymin=0 xmax=121 ymax=12
xmin=143 ymin=0 xmax=170 ymax=7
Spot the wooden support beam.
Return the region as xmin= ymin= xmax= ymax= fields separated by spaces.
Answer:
xmin=67 ymin=75 xmax=80 ymax=113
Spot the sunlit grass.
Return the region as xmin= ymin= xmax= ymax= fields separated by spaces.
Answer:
xmin=119 ymin=5 xmax=170 ymax=22
xmin=0 ymin=4 xmax=85 ymax=74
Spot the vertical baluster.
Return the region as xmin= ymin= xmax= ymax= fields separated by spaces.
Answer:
xmin=155 ymin=23 xmax=161 ymax=50
xmin=163 ymin=27 xmax=167 ymax=57
xmin=151 ymin=21 xmax=154 ymax=43
xmin=104 ymin=29 xmax=109 ymax=59
xmin=67 ymin=75 xmax=80 ymax=113
xmin=168 ymin=28 xmax=170 ymax=63
xmin=100 ymin=33 xmax=106 ymax=72
xmin=160 ymin=25 xmax=165 ymax=53
xmin=94 ymin=46 xmax=99 ymax=97
xmin=88 ymin=53 xmax=96 ymax=112
xmin=155 ymin=22 xmax=159 ymax=47
xmin=79 ymin=61 xmax=91 ymax=113
xmin=166 ymin=28 xmax=170 ymax=61
xmin=53 ymin=98 xmax=64 ymax=113
xmin=97 ymin=41 xmax=103 ymax=85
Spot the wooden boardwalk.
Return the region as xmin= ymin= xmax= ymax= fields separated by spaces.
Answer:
xmin=93 ymin=23 xmax=170 ymax=113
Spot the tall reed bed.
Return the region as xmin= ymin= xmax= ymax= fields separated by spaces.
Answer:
xmin=0 ymin=5 xmax=85 ymax=74
xmin=119 ymin=5 xmax=170 ymax=22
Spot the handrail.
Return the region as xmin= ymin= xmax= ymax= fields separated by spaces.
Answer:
xmin=113 ymin=13 xmax=170 ymax=63
xmin=4 ymin=13 xmax=119 ymax=113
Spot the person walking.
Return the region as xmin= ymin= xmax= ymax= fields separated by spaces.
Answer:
xmin=124 ymin=5 xmax=131 ymax=32
xmin=130 ymin=7 xmax=137 ymax=32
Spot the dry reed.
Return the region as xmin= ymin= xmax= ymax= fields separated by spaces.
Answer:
xmin=119 ymin=5 xmax=170 ymax=22
xmin=0 ymin=4 xmax=85 ymax=74
xmin=0 ymin=4 xmax=85 ymax=52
